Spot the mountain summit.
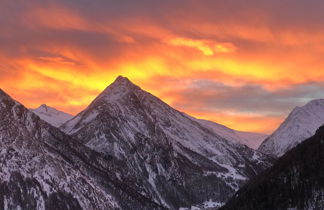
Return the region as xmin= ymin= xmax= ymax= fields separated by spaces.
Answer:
xmin=259 ymin=99 xmax=324 ymax=157
xmin=61 ymin=76 xmax=273 ymax=209
xmin=101 ymin=75 xmax=138 ymax=94
xmin=91 ymin=75 xmax=141 ymax=105
xmin=31 ymin=104 xmax=73 ymax=127
xmin=113 ymin=75 xmax=136 ymax=86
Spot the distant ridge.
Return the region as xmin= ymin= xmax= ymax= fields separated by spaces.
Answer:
xmin=221 ymin=125 xmax=324 ymax=210
xmin=31 ymin=104 xmax=73 ymax=127
xmin=259 ymin=99 xmax=324 ymax=157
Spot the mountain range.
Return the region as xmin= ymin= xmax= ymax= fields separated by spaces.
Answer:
xmin=0 ymin=88 xmax=163 ymax=210
xmin=221 ymin=125 xmax=324 ymax=210
xmin=0 ymin=76 xmax=273 ymax=209
xmin=34 ymin=100 xmax=267 ymax=150
xmin=1 ymin=75 xmax=324 ymax=209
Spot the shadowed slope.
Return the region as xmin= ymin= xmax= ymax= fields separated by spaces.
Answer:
xmin=221 ymin=125 xmax=324 ymax=210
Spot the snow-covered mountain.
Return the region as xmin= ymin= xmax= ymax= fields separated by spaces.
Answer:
xmin=221 ymin=125 xmax=324 ymax=210
xmin=0 ymin=89 xmax=163 ymax=210
xmin=61 ymin=76 xmax=274 ymax=209
xmin=259 ymin=99 xmax=324 ymax=157
xmin=31 ymin=104 xmax=73 ymax=127
xmin=191 ymin=118 xmax=267 ymax=149
xmin=31 ymin=102 xmax=266 ymax=150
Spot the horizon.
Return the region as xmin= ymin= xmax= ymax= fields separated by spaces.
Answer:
xmin=2 ymin=0 xmax=324 ymax=133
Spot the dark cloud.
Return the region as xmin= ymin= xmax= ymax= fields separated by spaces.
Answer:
xmin=171 ymin=80 xmax=324 ymax=115
xmin=1 ymin=0 xmax=323 ymax=62
xmin=48 ymin=0 xmax=324 ymax=24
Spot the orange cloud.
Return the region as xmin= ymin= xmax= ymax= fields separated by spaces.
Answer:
xmin=169 ymin=38 xmax=214 ymax=56
xmin=2 ymin=0 xmax=324 ymax=134
xmin=168 ymin=37 xmax=236 ymax=56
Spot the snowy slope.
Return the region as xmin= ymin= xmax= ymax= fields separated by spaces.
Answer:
xmin=221 ymin=125 xmax=324 ymax=210
xmin=0 ymin=89 xmax=163 ymax=210
xmin=190 ymin=118 xmax=267 ymax=149
xmin=259 ymin=99 xmax=324 ymax=157
xmin=31 ymin=104 xmax=73 ymax=127
xmin=61 ymin=76 xmax=274 ymax=209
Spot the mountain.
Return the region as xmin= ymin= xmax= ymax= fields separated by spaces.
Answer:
xmin=191 ymin=118 xmax=267 ymax=149
xmin=61 ymin=76 xmax=274 ymax=209
xmin=0 ymin=88 xmax=163 ymax=210
xmin=220 ymin=124 xmax=324 ymax=210
xmin=31 ymin=101 xmax=267 ymax=150
xmin=259 ymin=99 xmax=324 ymax=157
xmin=31 ymin=104 xmax=73 ymax=127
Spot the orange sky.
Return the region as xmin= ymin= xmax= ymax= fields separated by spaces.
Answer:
xmin=1 ymin=0 xmax=324 ymax=133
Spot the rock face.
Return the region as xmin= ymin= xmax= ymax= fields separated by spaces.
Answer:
xmin=0 ymin=89 xmax=163 ymax=210
xmin=31 ymin=104 xmax=73 ymax=127
xmin=221 ymin=125 xmax=324 ymax=210
xmin=259 ymin=99 xmax=324 ymax=157
xmin=61 ymin=76 xmax=274 ymax=209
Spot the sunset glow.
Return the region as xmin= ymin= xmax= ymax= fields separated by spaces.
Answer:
xmin=1 ymin=0 xmax=324 ymax=133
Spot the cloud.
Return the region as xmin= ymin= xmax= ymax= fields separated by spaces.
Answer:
xmin=172 ymin=80 xmax=324 ymax=114
xmin=1 ymin=0 xmax=324 ymax=132
xmin=141 ymin=77 xmax=324 ymax=133
xmin=168 ymin=37 xmax=236 ymax=56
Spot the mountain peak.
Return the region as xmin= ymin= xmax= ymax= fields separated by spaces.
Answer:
xmin=108 ymin=75 xmax=138 ymax=90
xmin=93 ymin=76 xmax=141 ymax=103
xmin=115 ymin=75 xmax=132 ymax=83
xmin=259 ymin=98 xmax=324 ymax=157
xmin=31 ymin=104 xmax=73 ymax=127
xmin=39 ymin=104 xmax=48 ymax=111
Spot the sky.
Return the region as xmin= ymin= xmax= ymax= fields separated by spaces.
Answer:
xmin=1 ymin=0 xmax=324 ymax=133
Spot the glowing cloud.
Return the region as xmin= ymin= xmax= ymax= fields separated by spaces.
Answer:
xmin=1 ymin=0 xmax=324 ymax=133
xmin=168 ymin=37 xmax=236 ymax=56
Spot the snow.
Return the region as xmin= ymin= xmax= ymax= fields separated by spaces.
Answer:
xmin=259 ymin=99 xmax=324 ymax=157
xmin=214 ymin=161 xmax=247 ymax=181
xmin=191 ymin=117 xmax=267 ymax=149
xmin=179 ymin=200 xmax=224 ymax=210
xmin=145 ymin=163 xmax=170 ymax=208
xmin=179 ymin=207 xmax=200 ymax=210
xmin=203 ymin=200 xmax=224 ymax=208
xmin=0 ymin=92 xmax=120 ymax=210
xmin=31 ymin=104 xmax=73 ymax=127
